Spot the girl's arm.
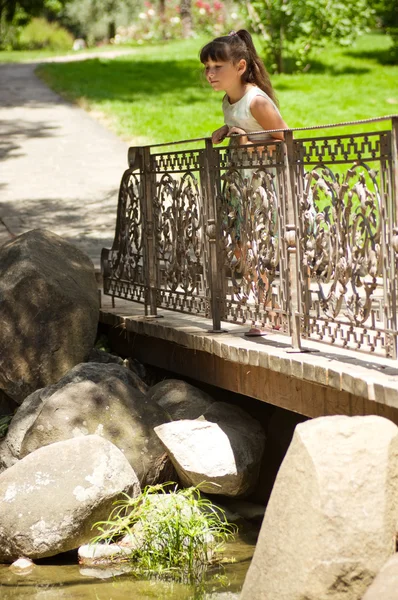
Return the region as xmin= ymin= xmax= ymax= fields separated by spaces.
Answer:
xmin=250 ymin=96 xmax=288 ymax=141
xmin=212 ymin=124 xmax=229 ymax=144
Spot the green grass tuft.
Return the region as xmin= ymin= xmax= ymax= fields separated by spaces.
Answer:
xmin=0 ymin=415 xmax=13 ymax=438
xmin=91 ymin=483 xmax=237 ymax=583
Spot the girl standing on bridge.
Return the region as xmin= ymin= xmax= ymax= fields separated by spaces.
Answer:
xmin=200 ymin=30 xmax=287 ymax=335
xmin=200 ymin=29 xmax=288 ymax=147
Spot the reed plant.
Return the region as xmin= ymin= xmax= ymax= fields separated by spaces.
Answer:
xmin=0 ymin=415 xmax=12 ymax=438
xmin=91 ymin=483 xmax=236 ymax=583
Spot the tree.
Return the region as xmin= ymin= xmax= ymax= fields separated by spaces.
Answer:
xmin=0 ymin=0 xmax=67 ymax=22
xmin=374 ymin=0 xmax=398 ymax=60
xmin=180 ymin=0 xmax=192 ymax=38
xmin=247 ymin=0 xmax=375 ymax=73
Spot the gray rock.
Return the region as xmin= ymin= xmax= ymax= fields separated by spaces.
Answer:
xmin=2 ymin=362 xmax=170 ymax=485
xmin=241 ymin=415 xmax=398 ymax=600
xmin=87 ymin=348 xmax=124 ymax=366
xmin=155 ymin=402 xmax=265 ymax=497
xmin=0 ymin=438 xmax=17 ymax=473
xmin=148 ymin=379 xmax=214 ymax=421
xmin=0 ymin=435 xmax=140 ymax=562
xmin=0 ymin=229 xmax=99 ymax=403
xmin=87 ymin=350 xmax=148 ymax=394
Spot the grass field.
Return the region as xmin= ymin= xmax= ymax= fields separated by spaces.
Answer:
xmin=7 ymin=33 xmax=398 ymax=145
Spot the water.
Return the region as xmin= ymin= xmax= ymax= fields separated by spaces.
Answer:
xmin=0 ymin=527 xmax=256 ymax=600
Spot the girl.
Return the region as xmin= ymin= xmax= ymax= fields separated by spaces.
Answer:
xmin=200 ymin=30 xmax=287 ymax=336
xmin=200 ymin=30 xmax=288 ymax=146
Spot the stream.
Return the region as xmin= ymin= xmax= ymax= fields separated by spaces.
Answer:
xmin=0 ymin=524 xmax=257 ymax=599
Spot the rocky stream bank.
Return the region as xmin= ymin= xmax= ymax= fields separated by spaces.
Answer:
xmin=1 ymin=229 xmax=398 ymax=600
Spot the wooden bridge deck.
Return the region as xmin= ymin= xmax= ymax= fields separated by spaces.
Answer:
xmin=99 ymin=293 xmax=398 ymax=425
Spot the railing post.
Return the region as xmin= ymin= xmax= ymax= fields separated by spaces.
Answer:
xmin=284 ymin=130 xmax=302 ymax=351
xmin=140 ymin=146 xmax=158 ymax=316
xmin=390 ymin=116 xmax=398 ymax=358
xmin=203 ymin=138 xmax=224 ymax=332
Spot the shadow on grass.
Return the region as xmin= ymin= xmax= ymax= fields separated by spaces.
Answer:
xmin=38 ymin=57 xmax=206 ymax=104
xmin=272 ymin=55 xmax=371 ymax=76
xmin=344 ymin=47 xmax=398 ymax=66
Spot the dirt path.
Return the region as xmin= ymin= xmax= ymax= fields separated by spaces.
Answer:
xmin=0 ymin=55 xmax=133 ymax=267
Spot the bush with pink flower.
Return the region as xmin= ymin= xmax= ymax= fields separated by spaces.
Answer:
xmin=113 ymin=0 xmax=243 ymax=44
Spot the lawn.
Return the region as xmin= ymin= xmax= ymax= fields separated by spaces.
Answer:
xmin=23 ymin=33 xmax=398 ymax=145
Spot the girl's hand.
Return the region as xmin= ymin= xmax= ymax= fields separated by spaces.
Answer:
xmin=211 ymin=125 xmax=229 ymax=144
xmin=228 ymin=127 xmax=249 ymax=146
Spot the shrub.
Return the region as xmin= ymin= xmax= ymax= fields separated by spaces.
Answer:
xmin=18 ymin=18 xmax=74 ymax=51
xmin=91 ymin=483 xmax=236 ymax=583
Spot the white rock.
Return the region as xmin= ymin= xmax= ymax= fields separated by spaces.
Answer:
xmin=241 ymin=415 xmax=398 ymax=600
xmin=155 ymin=403 xmax=265 ymax=497
xmin=9 ymin=557 xmax=35 ymax=573
xmin=0 ymin=435 xmax=140 ymax=562
xmin=78 ymin=542 xmax=132 ymax=565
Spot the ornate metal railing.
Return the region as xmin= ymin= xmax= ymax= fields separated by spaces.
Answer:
xmin=102 ymin=115 xmax=398 ymax=358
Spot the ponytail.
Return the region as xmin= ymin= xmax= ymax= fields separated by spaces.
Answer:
xmin=236 ymin=30 xmax=278 ymax=107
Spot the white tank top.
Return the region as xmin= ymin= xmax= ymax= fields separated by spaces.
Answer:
xmin=222 ymin=86 xmax=281 ymax=142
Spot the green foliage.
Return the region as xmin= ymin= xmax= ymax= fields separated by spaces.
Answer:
xmin=247 ymin=0 xmax=375 ymax=72
xmin=94 ymin=333 xmax=111 ymax=352
xmin=0 ymin=415 xmax=12 ymax=438
xmin=0 ymin=0 xmax=68 ymax=23
xmin=91 ymin=483 xmax=236 ymax=583
xmin=18 ymin=16 xmax=73 ymax=49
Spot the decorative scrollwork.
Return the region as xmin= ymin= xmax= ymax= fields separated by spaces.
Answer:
xmin=219 ymin=166 xmax=280 ymax=307
xmin=107 ymin=169 xmax=144 ymax=283
xmin=154 ymin=171 xmax=205 ymax=296
xmin=300 ymin=161 xmax=382 ymax=325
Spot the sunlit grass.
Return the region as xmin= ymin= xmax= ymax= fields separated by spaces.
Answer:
xmin=28 ymin=33 xmax=398 ymax=145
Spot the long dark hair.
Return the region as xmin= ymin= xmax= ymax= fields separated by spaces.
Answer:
xmin=200 ymin=30 xmax=278 ymax=106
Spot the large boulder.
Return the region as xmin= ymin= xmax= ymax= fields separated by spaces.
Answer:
xmin=0 ymin=435 xmax=140 ymax=562
xmin=0 ymin=229 xmax=99 ymax=403
xmin=154 ymin=402 xmax=265 ymax=497
xmin=241 ymin=415 xmax=398 ymax=600
xmin=147 ymin=379 xmax=214 ymax=420
xmin=1 ymin=362 xmax=169 ymax=485
xmin=362 ymin=553 xmax=398 ymax=600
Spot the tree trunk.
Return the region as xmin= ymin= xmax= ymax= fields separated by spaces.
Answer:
xmin=277 ymin=24 xmax=284 ymax=73
xmin=180 ymin=0 xmax=192 ymax=38
xmin=108 ymin=21 xmax=116 ymax=41
xmin=159 ymin=0 xmax=166 ymax=39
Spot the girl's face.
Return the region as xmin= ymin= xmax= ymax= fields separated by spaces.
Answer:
xmin=204 ymin=58 xmax=246 ymax=92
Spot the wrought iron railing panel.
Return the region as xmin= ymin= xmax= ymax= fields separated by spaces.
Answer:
xmin=215 ymin=142 xmax=289 ymax=332
xmin=102 ymin=168 xmax=147 ymax=304
xmin=102 ymin=116 xmax=398 ymax=358
xmin=151 ymin=156 xmax=210 ymax=316
xmin=295 ymin=130 xmax=398 ymax=356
